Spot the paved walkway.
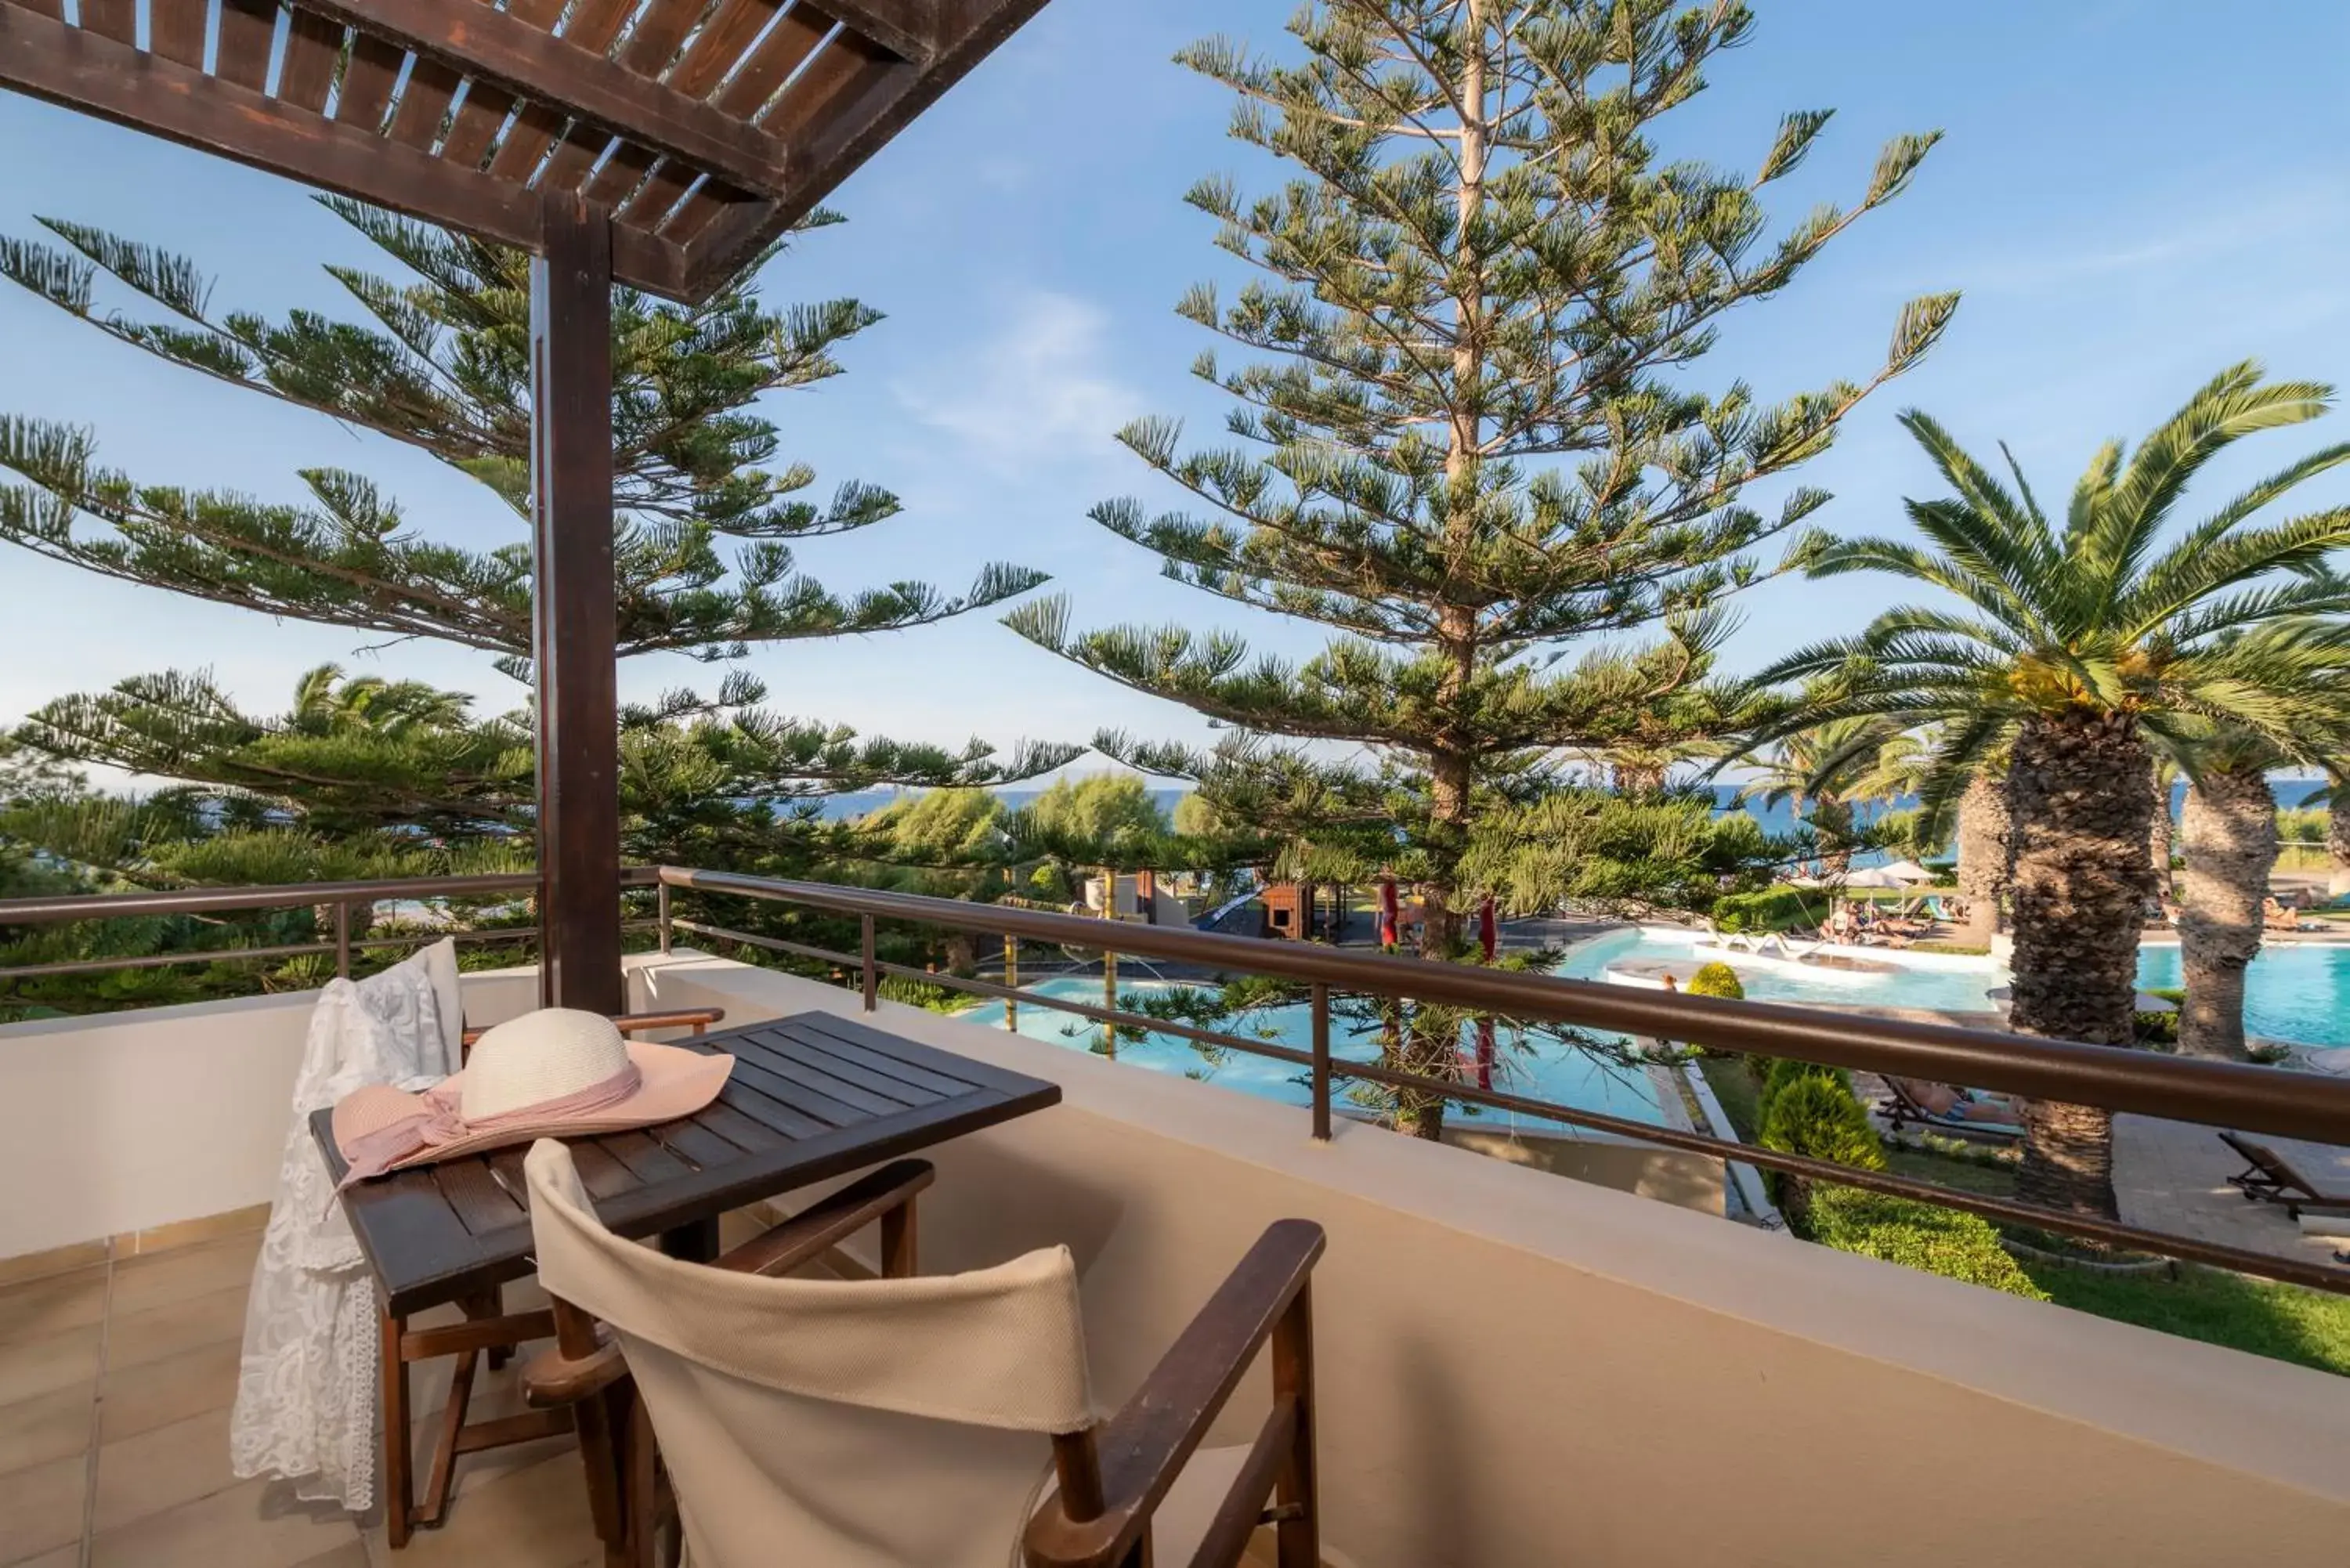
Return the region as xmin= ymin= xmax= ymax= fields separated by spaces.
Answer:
xmin=2114 ymin=1113 xmax=2350 ymax=1267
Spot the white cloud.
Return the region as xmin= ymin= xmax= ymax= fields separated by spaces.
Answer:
xmin=893 ymin=291 xmax=1144 ymax=478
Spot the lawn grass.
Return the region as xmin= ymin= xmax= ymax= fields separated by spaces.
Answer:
xmin=1882 ymin=1141 xmax=2020 ymax=1199
xmin=1875 ymin=1143 xmax=2350 ymax=1375
xmin=2024 ymin=1264 xmax=2350 ymax=1377
xmin=1697 ymin=1055 xmax=1760 ymax=1140
xmin=1700 ymin=1067 xmax=2350 ymax=1375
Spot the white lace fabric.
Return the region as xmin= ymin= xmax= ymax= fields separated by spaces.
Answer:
xmin=228 ymin=940 xmax=462 ymax=1510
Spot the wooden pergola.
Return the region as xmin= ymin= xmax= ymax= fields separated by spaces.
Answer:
xmin=0 ymin=0 xmax=1050 ymax=1013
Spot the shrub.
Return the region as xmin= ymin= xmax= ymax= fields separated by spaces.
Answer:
xmin=876 ymin=976 xmax=965 ymax=1013
xmin=2133 ymin=1008 xmax=2179 ymax=1048
xmin=1759 ymin=1074 xmax=1884 ymax=1172
xmin=1806 ymin=1187 xmax=2048 ymax=1301
xmin=1755 ymin=1057 xmax=1854 ymax=1129
xmin=1708 ymin=886 xmax=1817 ymax=934
xmin=1684 ymin=961 xmax=1744 ymax=1001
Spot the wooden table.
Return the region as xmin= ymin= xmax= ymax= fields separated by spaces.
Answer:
xmin=313 ymin=1009 xmax=1061 ymax=1546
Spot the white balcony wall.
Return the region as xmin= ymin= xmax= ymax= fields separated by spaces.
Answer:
xmin=0 ymin=959 xmax=595 ymax=1259
xmin=638 ymin=954 xmax=2350 ymax=1568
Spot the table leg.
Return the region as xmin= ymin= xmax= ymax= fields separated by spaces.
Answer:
xmin=381 ymin=1307 xmax=412 ymax=1548
xmin=472 ymin=1284 xmax=512 ymax=1370
xmin=880 ymin=1196 xmax=917 ymax=1278
xmin=417 ymin=1337 xmax=479 ymax=1527
xmin=656 ymin=1215 xmax=719 ymax=1263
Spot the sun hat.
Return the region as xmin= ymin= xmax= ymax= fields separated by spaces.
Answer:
xmin=331 ymin=1008 xmax=733 ymax=1190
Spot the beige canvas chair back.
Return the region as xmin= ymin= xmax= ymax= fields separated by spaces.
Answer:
xmin=525 ymin=1141 xmax=1094 ymax=1568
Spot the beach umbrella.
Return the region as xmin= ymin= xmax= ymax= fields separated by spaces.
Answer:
xmin=1876 ymin=858 xmax=1938 ymax=885
xmin=1838 ymin=865 xmax=1913 ymax=889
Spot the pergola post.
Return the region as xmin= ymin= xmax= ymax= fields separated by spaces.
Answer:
xmin=530 ymin=194 xmax=624 ymax=1016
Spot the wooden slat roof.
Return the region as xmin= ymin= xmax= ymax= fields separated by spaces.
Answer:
xmin=0 ymin=0 xmax=1049 ymax=301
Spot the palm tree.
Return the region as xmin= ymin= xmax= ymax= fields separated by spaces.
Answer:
xmin=2172 ymin=728 xmax=2288 ymax=1060
xmin=2301 ymin=773 xmax=2350 ymax=898
xmin=1732 ymin=717 xmax=1893 ymax=875
xmin=1828 ymin=723 xmax=2009 ymax=945
xmin=2147 ymin=756 xmax=2181 ymax=899
xmin=1760 ymin=363 xmax=2350 ymax=1218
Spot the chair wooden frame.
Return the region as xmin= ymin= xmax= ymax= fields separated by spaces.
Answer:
xmin=379 ymin=1005 xmax=725 ymax=1549
xmin=1025 ymin=1219 xmax=1325 ymax=1568
xmin=523 ymin=1171 xmax=1327 ymax=1568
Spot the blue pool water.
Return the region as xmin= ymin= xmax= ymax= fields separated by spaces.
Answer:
xmin=2135 ymin=943 xmax=2350 ymax=1047
xmin=1563 ymin=928 xmax=2350 ymax=1048
xmin=959 ymin=976 xmax=1668 ymax=1128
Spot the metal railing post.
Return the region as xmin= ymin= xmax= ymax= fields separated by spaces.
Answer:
xmin=333 ymin=901 xmax=352 ymax=980
xmin=1003 ymin=934 xmax=1018 ymax=1033
xmin=1311 ymin=982 xmax=1332 ymax=1141
xmin=657 ymin=882 xmax=673 ymax=956
xmin=859 ymin=914 xmax=877 ymax=1012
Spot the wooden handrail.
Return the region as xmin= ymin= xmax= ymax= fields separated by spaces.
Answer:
xmin=656 ymin=865 xmax=2350 ymax=1147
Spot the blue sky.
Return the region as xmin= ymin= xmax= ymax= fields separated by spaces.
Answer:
xmin=4 ymin=0 xmax=2349 ymax=787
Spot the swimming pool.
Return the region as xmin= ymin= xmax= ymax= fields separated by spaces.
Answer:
xmin=1562 ymin=927 xmax=2350 ymax=1048
xmin=2136 ymin=942 xmax=2350 ymax=1048
xmin=958 ymin=975 xmax=1670 ymax=1129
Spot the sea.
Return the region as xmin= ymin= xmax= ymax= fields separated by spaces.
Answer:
xmin=814 ymin=778 xmax=2251 ymax=861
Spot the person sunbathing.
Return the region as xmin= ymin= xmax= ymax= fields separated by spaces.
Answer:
xmin=1899 ymin=1078 xmax=2019 ymax=1124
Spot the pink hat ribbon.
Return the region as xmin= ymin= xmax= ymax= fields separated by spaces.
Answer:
xmin=335 ymin=1062 xmax=642 ymax=1191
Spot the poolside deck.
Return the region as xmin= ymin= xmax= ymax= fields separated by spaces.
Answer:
xmin=2116 ymin=1115 xmax=2350 ymax=1267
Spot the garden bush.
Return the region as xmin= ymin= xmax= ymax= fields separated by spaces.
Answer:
xmin=1708 ymin=886 xmax=1817 ymax=934
xmin=1759 ymin=1073 xmax=1884 ymax=1172
xmin=1684 ymin=961 xmax=1744 ymax=1000
xmin=876 ymin=975 xmax=964 ymax=1013
xmin=1755 ymin=1057 xmax=1854 ymax=1129
xmin=1806 ymin=1187 xmax=2048 ymax=1300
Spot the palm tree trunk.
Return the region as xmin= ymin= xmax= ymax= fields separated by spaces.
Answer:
xmin=1954 ymin=772 xmax=2008 ymax=947
xmin=2330 ymin=797 xmax=2350 ymax=898
xmin=1817 ymin=793 xmax=1854 ymax=877
xmin=2177 ymin=767 xmax=2274 ymax=1060
xmin=2005 ymin=709 xmax=2154 ymax=1220
xmin=2147 ymin=768 xmax=2174 ymax=898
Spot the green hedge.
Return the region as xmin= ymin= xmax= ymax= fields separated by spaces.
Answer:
xmin=1759 ymin=1073 xmax=1884 ymax=1172
xmin=1685 ymin=961 xmax=1744 ymax=1000
xmin=1755 ymin=1058 xmax=1855 ymax=1130
xmin=1709 ymin=886 xmax=1817 ymax=934
xmin=1807 ymin=1188 xmax=2049 ymax=1300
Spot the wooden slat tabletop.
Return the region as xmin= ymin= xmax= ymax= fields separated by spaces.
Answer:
xmin=313 ymin=1010 xmax=1061 ymax=1316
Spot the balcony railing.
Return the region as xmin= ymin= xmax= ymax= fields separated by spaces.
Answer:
xmin=6 ymin=865 xmax=2348 ymax=1298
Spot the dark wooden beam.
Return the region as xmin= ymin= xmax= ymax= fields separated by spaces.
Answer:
xmin=531 ymin=196 xmax=626 ymax=1017
xmin=678 ymin=0 xmax=1051 ymax=294
xmin=0 ymin=8 xmax=693 ymax=299
xmin=299 ymin=0 xmax=792 ymax=199
xmin=815 ymin=0 xmax=942 ymax=65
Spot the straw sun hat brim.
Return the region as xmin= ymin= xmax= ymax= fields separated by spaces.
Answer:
xmin=331 ymin=1042 xmax=735 ymax=1180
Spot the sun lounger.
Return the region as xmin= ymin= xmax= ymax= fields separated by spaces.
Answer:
xmin=1877 ymin=1077 xmax=2023 ymax=1141
xmin=2263 ymin=898 xmax=2316 ymax=933
xmin=2218 ymin=1131 xmax=2350 ymax=1219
